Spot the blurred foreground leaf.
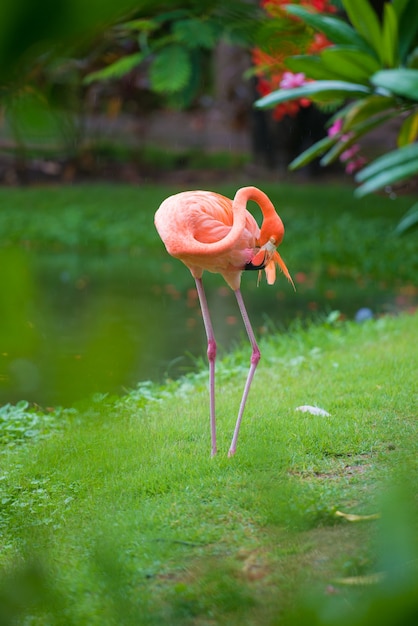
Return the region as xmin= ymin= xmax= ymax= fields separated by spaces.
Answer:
xmin=0 ymin=0 xmax=154 ymax=80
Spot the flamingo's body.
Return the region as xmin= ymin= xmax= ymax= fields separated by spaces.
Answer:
xmin=155 ymin=186 xmax=293 ymax=456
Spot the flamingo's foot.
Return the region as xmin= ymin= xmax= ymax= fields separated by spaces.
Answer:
xmin=227 ymin=448 xmax=236 ymax=458
xmin=211 ymin=448 xmax=217 ymax=457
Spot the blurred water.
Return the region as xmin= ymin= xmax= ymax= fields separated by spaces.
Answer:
xmin=0 ymin=247 xmax=415 ymax=406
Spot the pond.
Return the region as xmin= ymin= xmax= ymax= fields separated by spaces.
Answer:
xmin=1 ymin=246 xmax=415 ymax=407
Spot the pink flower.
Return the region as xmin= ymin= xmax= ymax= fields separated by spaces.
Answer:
xmin=345 ymin=156 xmax=367 ymax=174
xmin=280 ymin=71 xmax=306 ymax=89
xmin=327 ymin=118 xmax=343 ymax=137
xmin=340 ymin=144 xmax=360 ymax=162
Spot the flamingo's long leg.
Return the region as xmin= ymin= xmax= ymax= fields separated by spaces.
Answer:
xmin=194 ymin=278 xmax=217 ymax=456
xmin=228 ymin=288 xmax=261 ymax=457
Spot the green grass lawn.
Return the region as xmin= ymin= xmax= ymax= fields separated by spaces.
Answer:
xmin=1 ymin=310 xmax=417 ymax=625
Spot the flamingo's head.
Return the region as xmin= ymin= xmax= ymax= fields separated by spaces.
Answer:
xmin=247 ymin=211 xmax=286 ymax=274
xmin=258 ymin=214 xmax=285 ymax=248
xmin=245 ymin=219 xmax=294 ymax=289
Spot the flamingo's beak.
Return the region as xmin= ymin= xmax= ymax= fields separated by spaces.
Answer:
xmin=245 ymin=238 xmax=295 ymax=290
xmin=245 ymin=239 xmax=276 ymax=271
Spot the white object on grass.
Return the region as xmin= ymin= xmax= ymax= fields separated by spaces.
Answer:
xmin=295 ymin=405 xmax=330 ymax=417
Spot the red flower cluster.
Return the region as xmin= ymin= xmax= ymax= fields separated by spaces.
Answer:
xmin=254 ymin=0 xmax=336 ymax=121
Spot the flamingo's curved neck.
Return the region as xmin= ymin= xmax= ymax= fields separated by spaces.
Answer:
xmin=233 ymin=186 xmax=284 ymax=247
xmin=233 ymin=186 xmax=275 ymax=219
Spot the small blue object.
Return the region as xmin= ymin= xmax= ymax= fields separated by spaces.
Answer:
xmin=355 ymin=307 xmax=373 ymax=323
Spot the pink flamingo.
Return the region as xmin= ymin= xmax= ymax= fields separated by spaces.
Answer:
xmin=155 ymin=186 xmax=293 ymax=457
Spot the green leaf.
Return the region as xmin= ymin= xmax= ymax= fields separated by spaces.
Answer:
xmin=392 ymin=0 xmax=410 ymax=17
xmin=407 ymin=47 xmax=418 ymax=70
xmin=119 ymin=19 xmax=158 ymax=33
xmin=285 ymin=4 xmax=375 ymax=54
xmin=398 ymin=111 xmax=418 ymax=146
xmin=355 ymin=143 xmax=418 ymax=182
xmin=341 ymin=0 xmax=382 ymax=59
xmin=343 ymin=95 xmax=398 ymax=129
xmin=84 ymin=52 xmax=145 ymax=84
xmin=5 ymin=90 xmax=60 ymax=141
xmin=355 ymin=160 xmax=418 ymax=197
xmin=320 ymin=46 xmax=381 ymax=83
xmin=154 ymin=9 xmax=190 ymax=25
xmin=381 ymin=2 xmax=399 ymax=67
xmin=398 ymin=0 xmax=418 ymax=62
xmin=288 ymin=134 xmax=339 ymax=170
xmin=149 ymin=45 xmax=191 ymax=94
xmin=394 ymin=202 xmax=418 ymax=234
xmin=285 ymin=55 xmax=340 ymax=80
xmin=371 ymin=69 xmax=418 ymax=100
xmin=150 ymin=34 xmax=177 ymax=51
xmin=165 ymin=52 xmax=201 ymax=109
xmin=327 ymin=99 xmax=361 ymax=125
xmin=173 ymin=18 xmax=217 ymax=49
xmin=320 ymin=138 xmax=355 ymax=166
xmin=359 ymin=108 xmax=402 ymax=131
xmin=255 ymin=80 xmax=370 ymax=109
